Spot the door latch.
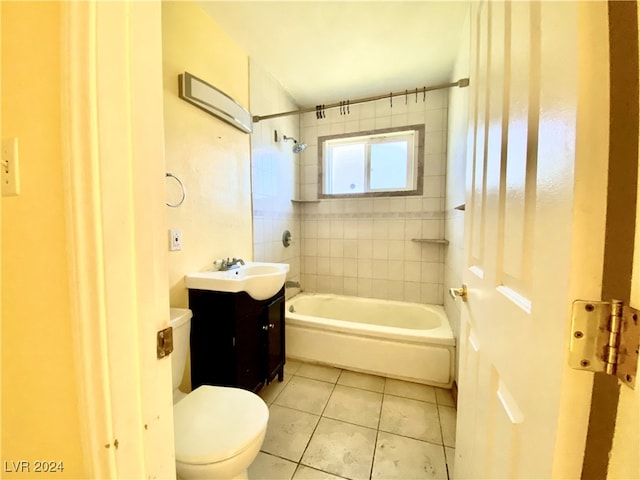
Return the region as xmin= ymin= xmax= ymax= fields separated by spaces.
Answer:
xmin=157 ymin=326 xmax=174 ymax=359
xmin=449 ymin=284 xmax=468 ymax=302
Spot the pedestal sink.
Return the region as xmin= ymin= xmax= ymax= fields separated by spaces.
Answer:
xmin=185 ymin=262 xmax=289 ymax=300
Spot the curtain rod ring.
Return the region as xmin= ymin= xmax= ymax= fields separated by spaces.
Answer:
xmin=166 ymin=172 xmax=186 ymax=207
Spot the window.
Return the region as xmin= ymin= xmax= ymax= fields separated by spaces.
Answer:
xmin=319 ymin=125 xmax=424 ymax=198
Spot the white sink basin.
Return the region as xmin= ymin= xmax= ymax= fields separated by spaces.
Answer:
xmin=185 ymin=262 xmax=289 ymax=300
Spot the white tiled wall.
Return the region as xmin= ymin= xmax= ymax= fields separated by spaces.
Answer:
xmin=250 ymin=61 xmax=301 ymax=298
xmin=298 ymin=90 xmax=449 ymax=303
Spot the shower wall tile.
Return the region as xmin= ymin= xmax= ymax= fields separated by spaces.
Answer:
xmin=345 ymin=119 xmax=360 ymax=133
xmin=360 ymin=118 xmax=376 ymax=132
xmin=317 ymin=275 xmax=331 ymax=292
xmin=303 ymin=274 xmax=317 ymax=292
xmin=358 ymin=259 xmax=373 ymax=278
xmin=299 ymin=90 xmax=448 ymax=304
xmin=344 ymin=258 xmax=358 ymax=277
xmin=317 ymin=258 xmax=331 ymax=276
xmin=360 ymin=102 xmax=376 ymax=119
xmin=389 ymin=242 xmax=405 ymax=261
xmin=330 ymin=276 xmax=344 ymax=294
xmin=343 ymin=240 xmax=358 ymax=258
xmin=357 ymin=278 xmax=373 ymax=298
xmin=404 ymin=282 xmax=422 ymax=303
xmin=344 ymin=279 xmax=358 ymax=297
xmin=317 ymin=239 xmax=330 ymax=256
xmin=330 ymin=258 xmax=343 ymax=276
xmin=408 ymin=111 xmax=425 ymax=126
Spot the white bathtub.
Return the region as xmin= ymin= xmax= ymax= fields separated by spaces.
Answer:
xmin=285 ymin=293 xmax=455 ymax=388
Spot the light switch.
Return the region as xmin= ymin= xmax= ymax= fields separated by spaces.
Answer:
xmin=2 ymin=137 xmax=20 ymax=196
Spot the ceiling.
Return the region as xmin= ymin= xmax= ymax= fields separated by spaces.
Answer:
xmin=197 ymin=2 xmax=470 ymax=110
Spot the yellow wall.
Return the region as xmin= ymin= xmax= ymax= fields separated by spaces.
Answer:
xmin=1 ymin=2 xmax=86 ymax=477
xmin=162 ymin=2 xmax=254 ymax=309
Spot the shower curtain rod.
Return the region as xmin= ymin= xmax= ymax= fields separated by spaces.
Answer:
xmin=252 ymin=77 xmax=469 ymax=123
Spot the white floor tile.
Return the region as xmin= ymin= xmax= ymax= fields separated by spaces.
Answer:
xmin=438 ymin=405 xmax=457 ymax=448
xmin=444 ymin=446 xmax=455 ymax=478
xmin=285 ymin=359 xmax=303 ymax=375
xmin=249 ymin=452 xmax=297 ymax=480
xmin=259 ymin=375 xmax=292 ymax=405
xmin=301 ymin=417 xmax=377 ymax=480
xmin=435 ymin=388 xmax=455 ymax=407
xmin=262 ymin=405 xmax=320 ymax=462
xmin=293 ymin=465 xmax=349 ymax=480
xmin=323 ymin=385 xmax=383 ymax=429
xmin=337 ymin=370 xmax=386 ymax=393
xmin=274 ymin=376 xmax=335 ymax=415
xmin=384 ymin=378 xmax=437 ymax=404
xmin=260 ymin=363 xmax=458 ymax=480
xmin=296 ymin=363 xmax=342 ymax=383
xmin=379 ymin=395 xmax=442 ymax=444
xmin=371 ymin=431 xmax=448 ymax=479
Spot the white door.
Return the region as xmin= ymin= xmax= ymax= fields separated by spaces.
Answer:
xmin=62 ymin=2 xmax=175 ymax=477
xmin=455 ymin=1 xmax=612 ymax=478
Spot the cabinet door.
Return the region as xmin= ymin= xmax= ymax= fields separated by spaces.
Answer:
xmin=265 ymin=294 xmax=285 ymax=383
xmin=189 ymin=289 xmax=236 ymax=389
xmin=234 ymin=295 xmax=265 ymax=393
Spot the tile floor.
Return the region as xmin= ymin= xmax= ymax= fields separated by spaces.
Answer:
xmin=249 ymin=360 xmax=457 ymax=480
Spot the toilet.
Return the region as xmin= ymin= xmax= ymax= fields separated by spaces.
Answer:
xmin=169 ymin=308 xmax=269 ymax=480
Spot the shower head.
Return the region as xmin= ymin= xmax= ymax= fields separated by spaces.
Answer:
xmin=293 ymin=143 xmax=307 ymax=154
xmin=283 ymin=135 xmax=307 ymax=154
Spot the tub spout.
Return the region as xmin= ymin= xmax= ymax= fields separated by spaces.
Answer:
xmin=285 ymin=280 xmax=300 ymax=289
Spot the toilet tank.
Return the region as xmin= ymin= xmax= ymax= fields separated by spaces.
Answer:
xmin=169 ymin=308 xmax=192 ymax=393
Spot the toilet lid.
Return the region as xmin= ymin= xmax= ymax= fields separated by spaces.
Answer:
xmin=173 ymin=385 xmax=269 ymax=465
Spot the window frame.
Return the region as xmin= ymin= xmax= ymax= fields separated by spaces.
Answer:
xmin=318 ymin=124 xmax=425 ymax=199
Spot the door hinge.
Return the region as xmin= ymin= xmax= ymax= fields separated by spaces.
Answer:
xmin=569 ymin=300 xmax=639 ymax=389
xmin=157 ymin=326 xmax=173 ymax=359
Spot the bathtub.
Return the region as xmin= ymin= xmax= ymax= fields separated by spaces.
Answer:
xmin=285 ymin=293 xmax=455 ymax=388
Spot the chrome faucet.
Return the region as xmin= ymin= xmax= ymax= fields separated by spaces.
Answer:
xmin=218 ymin=257 xmax=245 ymax=271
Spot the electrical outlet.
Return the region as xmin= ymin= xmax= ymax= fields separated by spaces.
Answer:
xmin=169 ymin=228 xmax=182 ymax=251
xmin=2 ymin=137 xmax=20 ymax=196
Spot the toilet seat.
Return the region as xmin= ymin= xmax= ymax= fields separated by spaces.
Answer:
xmin=173 ymin=385 xmax=269 ymax=466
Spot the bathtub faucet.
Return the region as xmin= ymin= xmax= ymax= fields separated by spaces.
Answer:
xmin=218 ymin=257 xmax=245 ymax=271
xmin=285 ymin=280 xmax=300 ymax=288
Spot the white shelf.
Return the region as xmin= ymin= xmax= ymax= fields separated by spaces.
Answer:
xmin=411 ymin=238 xmax=449 ymax=245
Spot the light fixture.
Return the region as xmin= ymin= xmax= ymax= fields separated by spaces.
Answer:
xmin=178 ymin=72 xmax=252 ymax=134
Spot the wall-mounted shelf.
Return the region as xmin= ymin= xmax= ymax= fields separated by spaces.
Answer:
xmin=291 ymin=199 xmax=320 ymax=204
xmin=411 ymin=238 xmax=449 ymax=245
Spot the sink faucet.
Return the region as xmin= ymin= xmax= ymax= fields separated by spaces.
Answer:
xmin=218 ymin=257 xmax=245 ymax=271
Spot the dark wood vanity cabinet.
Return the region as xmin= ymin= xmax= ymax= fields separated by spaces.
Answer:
xmin=188 ymin=286 xmax=285 ymax=393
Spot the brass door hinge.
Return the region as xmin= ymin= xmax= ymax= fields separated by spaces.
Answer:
xmin=569 ymin=300 xmax=639 ymax=389
xmin=157 ymin=326 xmax=173 ymax=359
